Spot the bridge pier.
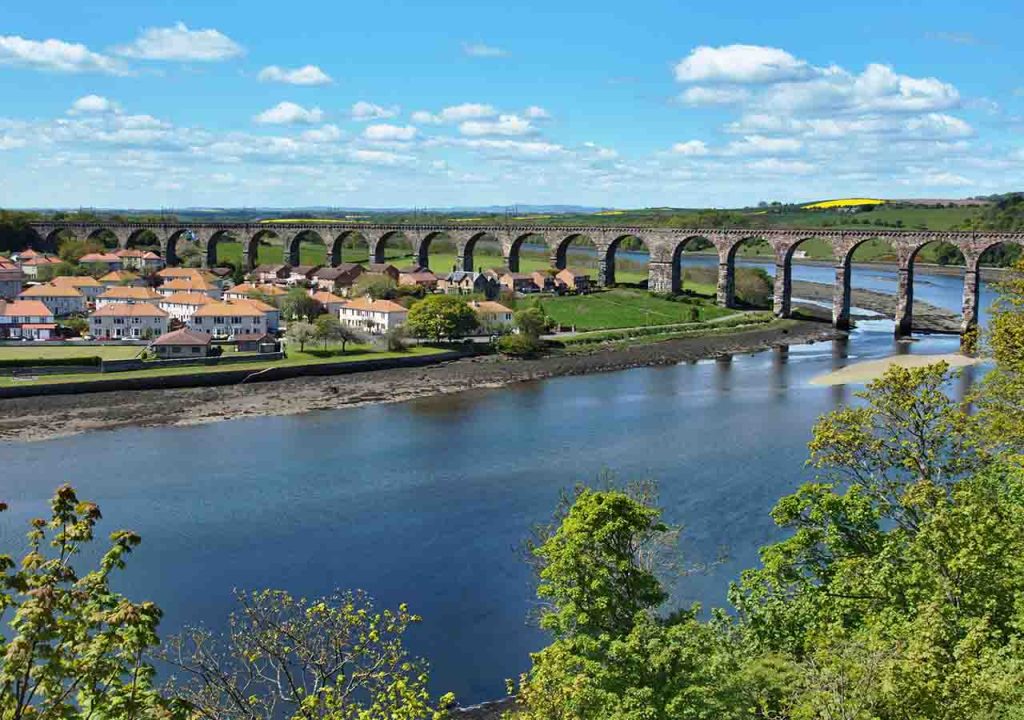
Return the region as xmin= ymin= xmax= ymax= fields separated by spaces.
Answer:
xmin=895 ymin=265 xmax=913 ymax=337
xmin=647 ymin=261 xmax=674 ymax=294
xmin=456 ymin=253 xmax=471 ymax=272
xmin=773 ymin=262 xmax=791 ymax=317
xmin=716 ymin=261 xmax=734 ymax=308
xmin=504 ymin=252 xmax=518 ymax=272
xmin=833 ymin=263 xmax=851 ymax=330
xmin=962 ymin=265 xmax=980 ymax=338
xmin=597 ymin=258 xmax=613 ymax=287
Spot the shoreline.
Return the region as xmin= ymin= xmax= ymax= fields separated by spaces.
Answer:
xmin=0 ymin=320 xmax=837 ymax=444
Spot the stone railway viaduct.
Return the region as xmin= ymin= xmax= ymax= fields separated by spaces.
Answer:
xmin=27 ymin=221 xmax=1024 ymax=337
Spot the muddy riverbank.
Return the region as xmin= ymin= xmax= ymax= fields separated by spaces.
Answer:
xmin=0 ymin=320 xmax=836 ymax=444
xmin=792 ymin=280 xmax=963 ymax=333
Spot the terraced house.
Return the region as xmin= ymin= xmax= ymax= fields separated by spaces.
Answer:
xmin=0 ymin=299 xmax=56 ymax=339
xmin=188 ymin=300 xmax=267 ymax=338
xmin=158 ymin=291 xmax=215 ymax=323
xmin=90 ymin=301 xmax=169 ymax=339
xmin=51 ymin=274 xmax=105 ymax=301
xmin=18 ymin=283 xmax=85 ymax=316
xmin=95 ymin=285 xmax=163 ymax=308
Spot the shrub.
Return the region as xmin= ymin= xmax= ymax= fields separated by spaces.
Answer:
xmin=497 ymin=333 xmax=546 ymax=357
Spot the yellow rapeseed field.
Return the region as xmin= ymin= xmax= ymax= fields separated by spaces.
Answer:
xmin=803 ymin=198 xmax=886 ymax=209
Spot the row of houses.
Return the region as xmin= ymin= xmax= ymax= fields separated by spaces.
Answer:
xmin=250 ymin=261 xmax=592 ymax=297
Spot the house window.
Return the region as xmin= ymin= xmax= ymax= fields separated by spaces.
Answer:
xmin=191 ymin=346 xmax=200 ymax=354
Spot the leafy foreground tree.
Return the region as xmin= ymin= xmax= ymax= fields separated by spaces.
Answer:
xmin=512 ymin=361 xmax=1024 ymax=719
xmin=406 ymin=295 xmax=478 ymax=342
xmin=0 ymin=485 xmax=184 ymax=720
xmin=286 ymin=320 xmax=318 ymax=352
xmin=161 ymin=588 xmax=454 ymax=720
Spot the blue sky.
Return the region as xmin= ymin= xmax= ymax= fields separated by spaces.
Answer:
xmin=0 ymin=0 xmax=1022 ymax=209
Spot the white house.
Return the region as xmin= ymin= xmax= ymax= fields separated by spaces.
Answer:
xmin=469 ymin=300 xmax=515 ymax=329
xmin=188 ymin=300 xmax=268 ymax=338
xmin=90 ymin=302 xmax=169 ymax=340
xmin=0 ymin=299 xmax=56 ymax=339
xmin=158 ymin=275 xmax=222 ymax=298
xmin=338 ymin=297 xmax=408 ymax=335
xmin=0 ymin=265 xmax=25 ymax=299
xmin=310 ymin=290 xmax=346 ymax=317
xmin=18 ymin=283 xmax=86 ymax=316
xmin=95 ymin=286 xmax=163 ymax=308
xmin=158 ymin=291 xmax=216 ymax=323
xmin=51 ymin=275 xmax=105 ymax=301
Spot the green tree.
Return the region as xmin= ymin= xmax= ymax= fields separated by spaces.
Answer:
xmin=513 ymin=306 xmax=553 ymax=339
xmin=161 ymin=589 xmax=454 ymax=720
xmin=0 ymin=486 xmax=184 ymax=720
xmin=281 ymin=288 xmax=323 ymax=322
xmin=405 ymin=295 xmax=478 ymax=342
xmin=285 ymin=321 xmax=317 ymax=352
xmin=57 ymin=237 xmax=104 ymax=264
xmin=314 ymin=314 xmax=364 ymax=353
xmin=351 ymin=274 xmax=397 ymax=300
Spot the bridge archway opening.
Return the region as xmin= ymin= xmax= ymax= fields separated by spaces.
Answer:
xmin=287 ymin=230 xmax=327 ymax=267
xmin=126 ymin=229 xmax=161 ymax=252
xmin=778 ymin=236 xmax=834 ymax=316
xmin=418 ymin=231 xmax=455 ymax=271
xmin=908 ymin=240 xmax=965 ymax=332
xmin=606 ymin=235 xmax=650 ymax=288
xmin=245 ymin=229 xmax=281 ymax=268
xmin=507 ymin=233 xmax=548 ymax=273
xmin=462 ymin=232 xmax=501 ymax=273
xmin=331 ymin=231 xmax=371 ymax=266
xmin=834 ymin=236 xmax=897 ymax=329
xmin=977 ymin=239 xmax=1022 ymax=269
xmin=167 ymin=230 xmax=201 ymax=268
xmin=207 ymin=230 xmax=241 ymax=269
xmin=671 ymin=236 xmax=714 ymax=296
xmin=375 ymin=231 xmax=414 ymax=266
xmin=554 ymin=233 xmax=597 ymax=274
xmin=723 ymin=236 xmax=774 ymax=309
xmin=85 ymin=228 xmax=120 ymax=251
xmin=29 ymin=228 xmax=76 ymax=256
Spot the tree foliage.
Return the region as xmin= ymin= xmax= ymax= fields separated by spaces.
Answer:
xmin=282 ymin=289 xmax=323 ymax=322
xmin=406 ymin=296 xmax=477 ymax=341
xmin=285 ymin=321 xmax=318 ymax=352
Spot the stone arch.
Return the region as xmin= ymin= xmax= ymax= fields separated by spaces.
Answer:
xmin=832 ymin=235 xmax=898 ymax=331
xmin=459 ymin=231 xmax=499 ymax=272
xmin=892 ymin=236 xmax=967 ymax=337
xmin=245 ymin=229 xmax=280 ymax=270
xmin=506 ymin=232 xmax=545 ymax=272
xmin=125 ymin=228 xmax=162 ymax=251
xmin=328 ymin=230 xmax=371 ymax=266
xmin=85 ymin=227 xmax=120 ymax=249
xmin=603 ymin=234 xmax=650 ymax=287
xmin=773 ymin=235 xmax=832 ymax=317
xmin=717 ymin=235 xmax=773 ymax=308
xmin=652 ymin=235 xmax=714 ymax=294
xmin=286 ymin=229 xmax=327 ymax=267
xmin=415 ymin=231 xmax=453 ymax=269
xmin=372 ymin=230 xmax=414 ymax=265
xmin=958 ymin=235 xmax=1024 ymax=334
xmin=553 ymin=233 xmax=594 ymax=270
xmin=204 ymin=229 xmax=239 ymax=268
xmin=164 ymin=229 xmax=194 ymax=267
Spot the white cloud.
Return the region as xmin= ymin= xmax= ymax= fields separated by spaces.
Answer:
xmin=254 ymin=102 xmax=324 ymax=125
xmin=69 ymin=95 xmax=118 ymax=114
xmin=300 ymin=124 xmax=343 ymax=142
xmin=114 ymin=22 xmax=242 ymax=61
xmin=675 ymin=45 xmax=813 ymax=84
xmin=903 ymin=113 xmax=973 ymax=139
xmin=726 ymin=135 xmax=803 ymax=155
xmin=917 ymin=171 xmax=973 ymax=187
xmin=0 ymin=136 xmax=26 ymax=151
xmin=413 ymin=103 xmax=497 ymax=124
xmin=680 ymin=86 xmax=751 ymax=106
xmin=746 ymin=158 xmax=816 ymax=174
xmin=348 ymin=149 xmax=415 ymax=166
xmin=671 ymin=140 xmax=709 ymax=156
xmin=0 ymin=35 xmax=125 ymax=74
xmin=363 ymin=124 xmax=417 ymax=142
xmin=448 ymin=138 xmax=565 ymax=157
xmin=524 ymin=105 xmax=550 ymax=119
xmin=258 ymin=64 xmax=332 ymax=85
xmin=462 ymin=42 xmax=507 ymax=58
xmin=459 ymin=114 xmax=534 ymax=136
xmin=351 ymin=101 xmax=399 ymax=121
xmin=582 ymin=142 xmax=618 ymax=159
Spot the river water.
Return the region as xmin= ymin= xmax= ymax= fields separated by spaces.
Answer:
xmin=0 ymin=258 xmax=994 ymax=703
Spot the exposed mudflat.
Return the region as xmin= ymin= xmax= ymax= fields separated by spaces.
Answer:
xmin=0 ymin=320 xmax=837 ymax=444
xmin=791 ymin=280 xmax=963 ymax=333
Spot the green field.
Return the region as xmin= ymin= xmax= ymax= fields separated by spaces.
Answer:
xmin=0 ymin=345 xmax=143 ymax=361
xmin=0 ymin=344 xmax=444 ymax=387
xmin=525 ymin=288 xmax=734 ymax=331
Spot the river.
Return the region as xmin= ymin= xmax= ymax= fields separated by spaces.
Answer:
xmin=0 ymin=257 xmax=994 ymax=704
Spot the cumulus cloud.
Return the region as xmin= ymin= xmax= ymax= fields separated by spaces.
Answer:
xmin=675 ymin=45 xmax=814 ymax=84
xmin=524 ymin=105 xmax=550 ymax=119
xmin=462 ymin=42 xmax=507 ymax=58
xmin=745 ymin=158 xmax=816 ymax=174
xmin=363 ymin=124 xmax=417 ymax=142
xmin=0 ymin=136 xmax=26 ymax=151
xmin=458 ymin=114 xmax=534 ymax=137
xmin=254 ymin=102 xmax=324 ymax=125
xmin=114 ymin=22 xmax=242 ymax=61
xmin=0 ymin=35 xmax=125 ymax=74
xmin=679 ymin=86 xmax=750 ymax=106
xmin=443 ymin=138 xmax=565 ymax=158
xmin=726 ymin=135 xmax=802 ymax=155
xmin=258 ymin=64 xmax=332 ymax=85
xmin=412 ymin=103 xmax=497 ymax=124
xmin=300 ymin=124 xmax=343 ymax=143
xmin=348 ymin=149 xmax=415 ymax=166
xmin=671 ymin=140 xmax=709 ymax=156
xmin=69 ymin=95 xmax=119 ymax=114
xmin=351 ymin=101 xmax=399 ymax=121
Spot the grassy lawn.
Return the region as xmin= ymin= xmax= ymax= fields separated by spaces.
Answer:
xmin=527 ymin=288 xmax=734 ymax=331
xmin=0 ymin=345 xmax=143 ymax=361
xmin=213 ymin=241 xmax=416 ymax=268
xmin=0 ymin=345 xmax=445 ymax=387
